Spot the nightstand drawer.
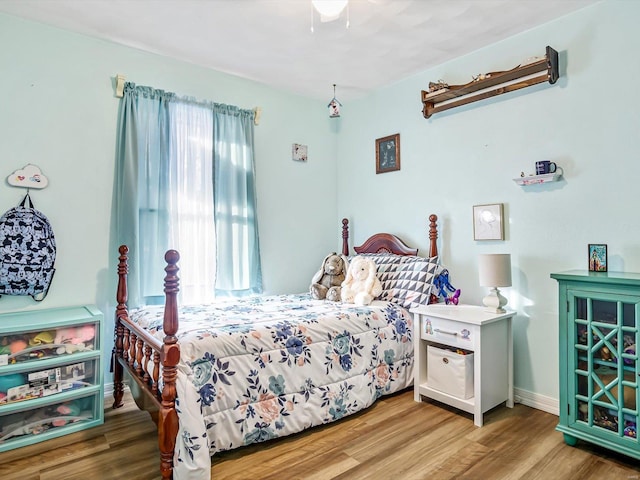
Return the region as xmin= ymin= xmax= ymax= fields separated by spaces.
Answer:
xmin=421 ymin=315 xmax=477 ymax=350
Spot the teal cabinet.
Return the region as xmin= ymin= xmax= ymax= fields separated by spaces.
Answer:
xmin=0 ymin=305 xmax=104 ymax=452
xmin=551 ymin=271 xmax=639 ymax=459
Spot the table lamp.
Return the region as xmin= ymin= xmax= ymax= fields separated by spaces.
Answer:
xmin=478 ymin=253 xmax=512 ymax=313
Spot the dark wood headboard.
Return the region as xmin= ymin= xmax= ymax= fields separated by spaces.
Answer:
xmin=341 ymin=214 xmax=438 ymax=258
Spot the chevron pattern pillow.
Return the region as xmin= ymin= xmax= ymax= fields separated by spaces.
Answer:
xmin=353 ymin=254 xmax=439 ymax=309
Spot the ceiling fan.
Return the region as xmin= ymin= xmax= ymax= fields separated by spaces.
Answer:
xmin=311 ymin=0 xmax=391 ymax=25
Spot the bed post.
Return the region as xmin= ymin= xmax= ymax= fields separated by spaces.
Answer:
xmin=159 ymin=249 xmax=180 ymax=480
xmin=428 ymin=215 xmax=440 ymax=304
xmin=112 ymin=245 xmax=129 ymax=409
xmin=428 ymin=214 xmax=438 ymax=258
xmin=342 ymin=218 xmax=349 ymax=256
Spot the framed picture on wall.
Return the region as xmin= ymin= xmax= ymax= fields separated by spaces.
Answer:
xmin=376 ymin=133 xmax=400 ymax=174
xmin=473 ymin=203 xmax=504 ymax=241
xmin=588 ymin=244 xmax=607 ymax=272
xmin=292 ymin=143 xmax=308 ymax=162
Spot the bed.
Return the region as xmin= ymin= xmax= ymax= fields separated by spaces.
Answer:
xmin=112 ymin=215 xmax=439 ymax=479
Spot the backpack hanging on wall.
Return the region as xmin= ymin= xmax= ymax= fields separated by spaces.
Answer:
xmin=0 ymin=194 xmax=56 ymax=301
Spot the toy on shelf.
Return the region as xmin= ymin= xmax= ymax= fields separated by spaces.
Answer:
xmin=28 ymin=331 xmax=55 ymax=346
xmin=0 ymin=399 xmax=92 ymax=443
xmin=0 ymin=335 xmax=29 ymax=356
xmin=622 ymin=344 xmax=636 ymax=365
xmin=600 ymin=346 xmax=614 ymax=362
xmin=624 ymin=422 xmax=637 ymax=439
xmin=1 ymin=325 xmax=96 ymax=364
xmin=52 ymin=397 xmax=93 ymax=427
xmin=0 ymin=373 xmax=27 ymax=404
xmin=55 ymin=325 xmax=95 ymax=346
xmin=597 ymin=335 xmax=635 ymax=364
xmin=433 ymin=268 xmax=461 ymax=305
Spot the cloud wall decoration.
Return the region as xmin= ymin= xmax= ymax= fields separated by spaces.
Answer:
xmin=7 ymin=164 xmax=49 ymax=189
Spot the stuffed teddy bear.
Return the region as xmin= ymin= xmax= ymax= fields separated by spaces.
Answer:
xmin=54 ymin=325 xmax=95 ymax=346
xmin=341 ymin=256 xmax=382 ymax=306
xmin=1 ymin=334 xmax=29 ymax=356
xmin=310 ymin=252 xmax=349 ymax=301
xmin=28 ymin=331 xmax=55 ymax=346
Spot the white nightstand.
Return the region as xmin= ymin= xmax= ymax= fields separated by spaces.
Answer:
xmin=411 ymin=304 xmax=514 ymax=427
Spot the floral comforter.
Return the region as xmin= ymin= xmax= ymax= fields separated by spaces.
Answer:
xmin=129 ymin=294 xmax=414 ymax=480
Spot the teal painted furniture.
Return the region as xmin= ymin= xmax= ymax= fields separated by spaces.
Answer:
xmin=0 ymin=305 xmax=103 ymax=452
xmin=551 ymin=271 xmax=639 ymax=459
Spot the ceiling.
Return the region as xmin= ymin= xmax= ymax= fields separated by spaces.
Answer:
xmin=0 ymin=0 xmax=598 ymax=100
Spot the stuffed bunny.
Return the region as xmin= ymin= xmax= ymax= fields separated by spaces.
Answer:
xmin=341 ymin=256 xmax=382 ymax=306
xmin=310 ymin=252 xmax=349 ymax=301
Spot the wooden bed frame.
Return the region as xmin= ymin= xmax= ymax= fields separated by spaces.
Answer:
xmin=112 ymin=214 xmax=438 ymax=479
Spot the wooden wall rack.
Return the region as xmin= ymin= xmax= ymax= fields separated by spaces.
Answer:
xmin=421 ymin=46 xmax=559 ymax=119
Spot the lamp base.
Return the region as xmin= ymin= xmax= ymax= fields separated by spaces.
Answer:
xmin=482 ymin=287 xmax=508 ymax=314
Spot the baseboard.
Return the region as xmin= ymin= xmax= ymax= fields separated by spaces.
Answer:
xmin=104 ymin=380 xmax=114 ymax=398
xmin=514 ymin=387 xmax=559 ymax=416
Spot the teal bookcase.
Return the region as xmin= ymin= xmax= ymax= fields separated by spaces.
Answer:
xmin=551 ymin=271 xmax=639 ymax=459
xmin=0 ymin=305 xmax=104 ymax=452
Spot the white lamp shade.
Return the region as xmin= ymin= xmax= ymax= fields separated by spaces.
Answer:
xmin=478 ymin=254 xmax=512 ymax=288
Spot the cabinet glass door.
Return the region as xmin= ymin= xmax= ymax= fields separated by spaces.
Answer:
xmin=569 ymin=291 xmax=639 ymax=442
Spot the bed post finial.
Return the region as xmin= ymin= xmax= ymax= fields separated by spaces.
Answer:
xmin=116 ymin=245 xmax=129 ymax=314
xmin=163 ymin=249 xmax=180 ymax=340
xmin=428 ymin=214 xmax=438 ymax=258
xmin=342 ymin=218 xmax=349 ymax=256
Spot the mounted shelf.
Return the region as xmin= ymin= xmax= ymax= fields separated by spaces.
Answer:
xmin=422 ymin=46 xmax=559 ymax=119
xmin=513 ymin=172 xmax=562 ymax=186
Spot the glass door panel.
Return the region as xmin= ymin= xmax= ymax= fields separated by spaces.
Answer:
xmin=570 ymin=292 xmax=639 ymax=440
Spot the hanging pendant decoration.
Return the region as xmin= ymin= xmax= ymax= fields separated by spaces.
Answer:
xmin=328 ymin=84 xmax=342 ymax=118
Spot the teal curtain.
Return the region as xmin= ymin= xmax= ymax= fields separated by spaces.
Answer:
xmin=115 ymin=83 xmax=141 ymax=306
xmin=116 ymin=83 xmax=174 ymax=307
xmin=213 ymin=105 xmax=262 ymax=296
xmin=115 ymin=83 xmax=261 ymax=306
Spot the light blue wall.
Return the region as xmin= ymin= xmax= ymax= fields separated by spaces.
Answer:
xmin=338 ymin=0 xmax=640 ymax=405
xmin=1 ymin=0 xmax=637 ymax=410
xmin=0 ymin=13 xmax=339 ymax=380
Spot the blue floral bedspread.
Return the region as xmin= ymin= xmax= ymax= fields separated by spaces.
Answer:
xmin=129 ymin=294 xmax=414 ymax=480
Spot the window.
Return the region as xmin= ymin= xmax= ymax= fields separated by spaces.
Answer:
xmin=115 ymin=84 xmax=261 ymax=307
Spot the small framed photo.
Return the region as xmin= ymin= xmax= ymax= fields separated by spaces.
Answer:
xmin=292 ymin=143 xmax=308 ymax=162
xmin=376 ymin=133 xmax=400 ymax=174
xmin=588 ymin=244 xmax=607 ymax=272
xmin=473 ymin=203 xmax=504 ymax=241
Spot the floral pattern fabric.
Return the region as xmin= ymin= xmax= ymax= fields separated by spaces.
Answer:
xmin=129 ymin=294 xmax=414 ymax=480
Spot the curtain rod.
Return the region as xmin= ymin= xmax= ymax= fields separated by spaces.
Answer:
xmin=114 ymin=74 xmax=262 ymax=125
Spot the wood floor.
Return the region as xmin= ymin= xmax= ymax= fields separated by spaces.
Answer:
xmin=1 ymin=388 xmax=639 ymax=480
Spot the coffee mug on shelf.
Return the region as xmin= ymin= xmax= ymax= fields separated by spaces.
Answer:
xmin=535 ymin=160 xmax=557 ymax=175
